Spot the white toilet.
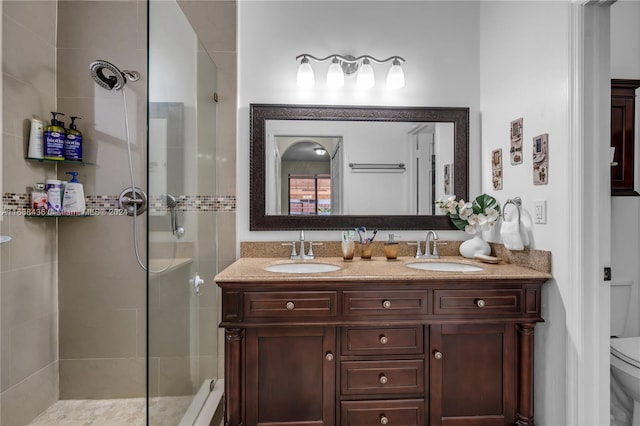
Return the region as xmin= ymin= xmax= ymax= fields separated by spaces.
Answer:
xmin=611 ymin=282 xmax=640 ymax=426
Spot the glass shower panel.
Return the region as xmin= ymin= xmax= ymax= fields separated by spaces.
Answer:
xmin=147 ymin=0 xmax=218 ymax=424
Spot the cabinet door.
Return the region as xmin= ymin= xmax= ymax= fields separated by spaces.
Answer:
xmin=429 ymin=323 xmax=516 ymax=426
xmin=611 ymin=79 xmax=640 ymax=195
xmin=246 ymin=327 xmax=336 ymax=426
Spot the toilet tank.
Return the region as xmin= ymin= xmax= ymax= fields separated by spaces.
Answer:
xmin=611 ymin=281 xmax=633 ymax=337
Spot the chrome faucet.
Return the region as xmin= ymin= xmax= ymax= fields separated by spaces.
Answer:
xmin=416 ymin=230 xmax=439 ymax=259
xmin=287 ymin=231 xmax=316 ymax=260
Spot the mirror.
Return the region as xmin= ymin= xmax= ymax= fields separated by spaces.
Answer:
xmin=250 ymin=104 xmax=469 ymax=230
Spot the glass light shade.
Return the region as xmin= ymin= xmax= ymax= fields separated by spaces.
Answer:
xmin=386 ymin=59 xmax=405 ymax=89
xmin=326 ymin=58 xmax=344 ymax=88
xmin=297 ymin=58 xmax=315 ymax=87
xmin=356 ymin=59 xmax=375 ymax=89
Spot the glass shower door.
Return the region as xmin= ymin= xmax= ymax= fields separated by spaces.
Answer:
xmin=147 ymin=0 xmax=219 ymax=424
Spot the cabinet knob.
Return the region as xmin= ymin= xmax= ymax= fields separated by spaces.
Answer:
xmin=382 ymin=300 xmax=392 ymax=309
xmin=286 ymin=301 xmax=295 ymax=310
xmin=379 ymin=374 xmax=388 ymax=384
xmin=433 ymin=350 xmax=443 ymax=360
xmin=476 ymin=299 xmax=486 ymax=308
xmin=380 ymin=415 xmax=389 ymax=425
xmin=379 ymin=335 xmax=388 ymax=345
xmin=325 ymin=352 xmax=334 ymax=362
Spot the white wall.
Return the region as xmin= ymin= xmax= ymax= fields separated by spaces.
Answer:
xmin=237 ymin=0 xmax=481 ymax=243
xmin=610 ymin=0 xmax=640 ymax=338
xmin=479 ymin=2 xmax=571 ymax=424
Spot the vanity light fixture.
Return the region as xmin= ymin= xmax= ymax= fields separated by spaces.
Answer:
xmin=296 ymin=54 xmax=405 ymax=89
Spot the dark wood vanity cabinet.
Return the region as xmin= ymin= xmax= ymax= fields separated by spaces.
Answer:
xmin=244 ymin=327 xmax=336 ymax=425
xmin=220 ymin=280 xmax=544 ymax=426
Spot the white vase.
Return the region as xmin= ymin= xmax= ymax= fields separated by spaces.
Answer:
xmin=459 ymin=234 xmax=491 ymax=259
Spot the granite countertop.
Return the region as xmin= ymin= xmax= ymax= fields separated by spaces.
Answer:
xmin=214 ymin=255 xmax=552 ymax=284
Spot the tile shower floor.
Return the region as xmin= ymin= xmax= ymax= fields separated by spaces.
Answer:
xmin=29 ymin=396 xmax=193 ymax=425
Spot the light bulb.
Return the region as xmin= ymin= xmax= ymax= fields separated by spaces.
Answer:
xmin=326 ymin=57 xmax=344 ymax=88
xmin=386 ymin=58 xmax=405 ymax=89
xmin=297 ymin=57 xmax=315 ymax=88
xmin=356 ymin=58 xmax=375 ymax=89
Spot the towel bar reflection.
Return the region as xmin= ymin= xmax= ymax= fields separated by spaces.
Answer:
xmin=502 ymin=197 xmax=522 ymax=223
xmin=349 ymin=163 xmax=406 ymax=170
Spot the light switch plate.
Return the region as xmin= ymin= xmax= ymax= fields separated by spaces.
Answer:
xmin=534 ymin=200 xmax=547 ymax=224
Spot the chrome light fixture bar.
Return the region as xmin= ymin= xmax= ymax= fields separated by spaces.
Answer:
xmin=296 ymin=54 xmax=405 ymax=89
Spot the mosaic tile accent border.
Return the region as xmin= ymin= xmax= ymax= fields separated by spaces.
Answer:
xmin=2 ymin=193 xmax=236 ymax=212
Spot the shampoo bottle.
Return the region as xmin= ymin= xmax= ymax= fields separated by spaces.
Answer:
xmin=44 ymin=112 xmax=66 ymax=161
xmin=27 ymin=117 xmax=44 ymax=159
xmin=62 ymin=172 xmax=86 ymax=214
xmin=64 ymin=116 xmax=82 ymax=161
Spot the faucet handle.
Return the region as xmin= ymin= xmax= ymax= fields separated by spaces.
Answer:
xmin=414 ymin=240 xmax=423 ymax=258
xmin=282 ymin=241 xmax=298 ymax=258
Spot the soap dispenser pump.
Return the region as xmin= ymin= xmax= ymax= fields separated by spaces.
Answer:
xmin=383 ymin=233 xmax=400 ymax=260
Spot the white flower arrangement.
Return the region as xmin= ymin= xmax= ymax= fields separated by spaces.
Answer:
xmin=435 ymin=194 xmax=501 ymax=234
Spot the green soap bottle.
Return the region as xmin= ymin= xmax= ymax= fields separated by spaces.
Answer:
xmin=64 ymin=116 xmax=83 ymax=161
xmin=44 ymin=112 xmax=66 ymax=160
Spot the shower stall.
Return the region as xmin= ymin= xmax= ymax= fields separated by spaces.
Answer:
xmin=0 ymin=0 xmax=230 ymax=424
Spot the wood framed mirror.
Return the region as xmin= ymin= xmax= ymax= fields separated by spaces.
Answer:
xmin=250 ymin=104 xmax=469 ymax=230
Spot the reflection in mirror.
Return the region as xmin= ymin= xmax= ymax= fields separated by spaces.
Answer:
xmin=251 ymin=104 xmax=469 ymax=231
xmin=266 ymin=120 xmax=455 ymax=216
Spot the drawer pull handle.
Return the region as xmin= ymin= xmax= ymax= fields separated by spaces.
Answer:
xmin=382 ymin=300 xmax=392 ymax=309
xmin=379 ymin=374 xmax=388 ymax=384
xmin=434 ymin=350 xmax=443 ymax=360
xmin=476 ymin=299 xmax=486 ymax=308
xmin=286 ymin=301 xmax=295 ymax=310
xmin=325 ymin=352 xmax=334 ymax=362
xmin=379 ymin=336 xmax=388 ymax=345
xmin=380 ymin=415 xmax=389 ymax=425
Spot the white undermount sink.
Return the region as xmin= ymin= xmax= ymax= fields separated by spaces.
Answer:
xmin=405 ymin=261 xmax=483 ymax=272
xmin=264 ymin=262 xmax=342 ymax=274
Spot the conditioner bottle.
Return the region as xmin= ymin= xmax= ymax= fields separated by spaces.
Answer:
xmin=44 ymin=112 xmax=65 ymax=161
xmin=64 ymin=116 xmax=82 ymax=161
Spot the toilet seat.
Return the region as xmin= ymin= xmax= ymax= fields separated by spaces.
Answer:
xmin=611 ymin=337 xmax=640 ymax=369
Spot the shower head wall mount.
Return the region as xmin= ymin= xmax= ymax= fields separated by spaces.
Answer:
xmin=89 ymin=59 xmax=140 ymax=91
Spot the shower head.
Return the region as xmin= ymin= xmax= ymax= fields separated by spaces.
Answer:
xmin=89 ymin=59 xmax=140 ymax=91
xmin=164 ymin=194 xmax=184 ymax=239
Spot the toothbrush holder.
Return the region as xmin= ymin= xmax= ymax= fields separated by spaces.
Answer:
xmin=359 ymin=242 xmax=374 ymax=260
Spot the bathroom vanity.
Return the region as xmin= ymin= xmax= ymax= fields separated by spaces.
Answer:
xmin=216 ymin=256 xmax=550 ymax=426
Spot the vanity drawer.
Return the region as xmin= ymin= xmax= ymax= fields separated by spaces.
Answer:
xmin=341 ymin=326 xmax=423 ymax=356
xmin=340 ymin=399 xmax=425 ymax=426
xmin=343 ymin=291 xmax=429 ymax=317
xmin=341 ymin=360 xmax=424 ymax=395
xmin=433 ymin=289 xmax=522 ymax=316
xmin=244 ymin=291 xmax=337 ymax=318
